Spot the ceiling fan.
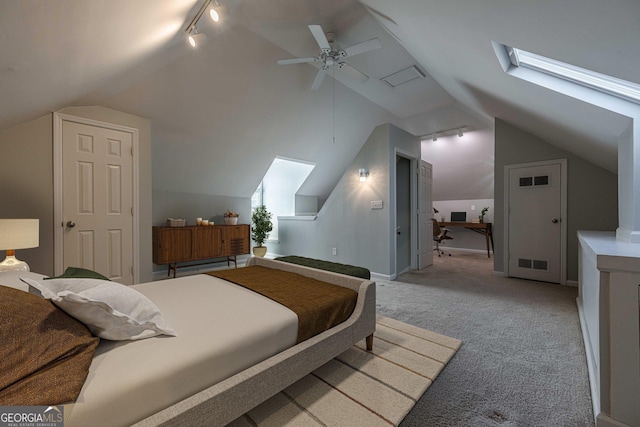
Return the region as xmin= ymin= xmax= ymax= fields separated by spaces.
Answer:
xmin=277 ymin=25 xmax=382 ymax=90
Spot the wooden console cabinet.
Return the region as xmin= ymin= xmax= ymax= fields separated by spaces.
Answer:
xmin=153 ymin=225 xmax=250 ymax=277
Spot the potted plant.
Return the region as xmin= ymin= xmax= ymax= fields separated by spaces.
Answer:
xmin=223 ymin=210 xmax=239 ymax=225
xmin=480 ymin=207 xmax=489 ymax=223
xmin=251 ymin=205 xmax=273 ymax=257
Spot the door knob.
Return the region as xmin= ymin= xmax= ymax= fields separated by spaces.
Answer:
xmin=66 ymin=221 xmax=76 ymax=228
xmin=551 ymin=218 xmax=559 ymax=223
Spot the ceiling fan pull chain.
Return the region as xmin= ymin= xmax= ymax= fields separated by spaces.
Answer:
xmin=333 ymin=66 xmax=336 ymax=144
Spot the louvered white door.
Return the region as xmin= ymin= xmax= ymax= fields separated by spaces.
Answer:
xmin=62 ymin=121 xmax=133 ymax=284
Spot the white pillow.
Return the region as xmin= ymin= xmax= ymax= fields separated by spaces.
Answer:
xmin=20 ymin=277 xmax=177 ymax=341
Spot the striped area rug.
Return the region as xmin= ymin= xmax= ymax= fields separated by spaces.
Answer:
xmin=229 ymin=315 xmax=462 ymax=426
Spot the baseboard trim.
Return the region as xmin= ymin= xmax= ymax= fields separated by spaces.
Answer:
xmin=577 ymin=297 xmax=600 ymax=421
xmin=596 ymin=413 xmax=633 ymax=427
xmin=493 ymin=270 xmax=507 ymax=277
xmin=371 ymin=272 xmax=393 ymax=281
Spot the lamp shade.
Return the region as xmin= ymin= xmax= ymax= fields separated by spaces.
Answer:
xmin=0 ymin=219 xmax=39 ymax=250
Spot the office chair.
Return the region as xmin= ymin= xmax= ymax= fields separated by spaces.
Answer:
xmin=433 ymin=219 xmax=453 ymax=257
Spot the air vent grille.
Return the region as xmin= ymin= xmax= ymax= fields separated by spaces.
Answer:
xmin=519 ymin=175 xmax=550 ymax=187
xmin=518 ymin=258 xmax=549 ymax=271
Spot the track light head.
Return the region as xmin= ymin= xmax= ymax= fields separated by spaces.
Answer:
xmin=457 ymin=128 xmax=463 ymax=137
xmin=188 ymin=29 xmax=207 ymax=48
xmin=209 ymin=6 xmax=219 ymax=22
xmin=432 ymin=133 xmax=437 ymax=141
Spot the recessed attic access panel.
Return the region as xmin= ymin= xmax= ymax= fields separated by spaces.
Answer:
xmin=506 ymin=161 xmax=566 ymax=284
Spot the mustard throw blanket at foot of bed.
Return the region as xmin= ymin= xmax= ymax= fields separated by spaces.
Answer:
xmin=208 ymin=266 xmax=358 ymax=343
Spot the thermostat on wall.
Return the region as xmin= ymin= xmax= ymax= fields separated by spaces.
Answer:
xmin=371 ymin=200 xmax=383 ymax=209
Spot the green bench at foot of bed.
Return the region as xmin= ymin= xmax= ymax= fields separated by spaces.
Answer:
xmin=275 ymin=256 xmax=371 ymax=280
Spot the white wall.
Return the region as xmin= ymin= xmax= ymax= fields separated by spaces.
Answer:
xmin=421 ymin=128 xmax=494 ymax=201
xmin=0 ymin=114 xmax=54 ymax=275
xmin=274 ymin=124 xmax=420 ymax=278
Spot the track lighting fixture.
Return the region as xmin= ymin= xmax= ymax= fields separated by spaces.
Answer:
xmin=185 ymin=0 xmax=222 ymax=48
xmin=422 ymin=126 xmax=469 ymax=142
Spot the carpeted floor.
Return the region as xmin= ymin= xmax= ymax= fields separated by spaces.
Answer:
xmin=376 ymin=251 xmax=594 ymax=427
xmin=229 ymin=316 xmax=461 ymax=426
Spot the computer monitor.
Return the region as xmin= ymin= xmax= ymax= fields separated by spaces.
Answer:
xmin=451 ymin=212 xmax=467 ymax=222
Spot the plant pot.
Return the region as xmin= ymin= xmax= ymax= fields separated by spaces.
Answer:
xmin=252 ymin=246 xmax=267 ymax=257
xmin=224 ymin=217 xmax=238 ymax=225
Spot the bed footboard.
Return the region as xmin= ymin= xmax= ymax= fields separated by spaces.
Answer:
xmin=134 ymin=257 xmax=376 ymax=427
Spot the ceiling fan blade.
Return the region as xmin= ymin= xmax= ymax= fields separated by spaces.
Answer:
xmin=277 ymin=57 xmax=318 ymax=65
xmin=308 ymin=25 xmax=331 ymax=52
xmin=339 ymin=63 xmax=369 ymax=82
xmin=311 ymin=69 xmax=327 ymax=90
xmin=342 ymin=38 xmax=382 ymax=57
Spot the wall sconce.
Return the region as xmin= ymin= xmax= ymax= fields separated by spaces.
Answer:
xmin=359 ymin=168 xmax=369 ymax=182
xmin=0 ymin=219 xmax=39 ymax=272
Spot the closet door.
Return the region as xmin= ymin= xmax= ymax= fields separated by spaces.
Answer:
xmin=507 ymin=161 xmax=565 ymax=284
xmin=61 ymin=120 xmax=134 ymax=284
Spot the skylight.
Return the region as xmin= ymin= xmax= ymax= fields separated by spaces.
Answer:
xmin=505 ymin=45 xmax=640 ymax=104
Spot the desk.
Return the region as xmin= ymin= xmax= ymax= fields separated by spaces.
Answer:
xmin=438 ymin=222 xmax=494 ymax=258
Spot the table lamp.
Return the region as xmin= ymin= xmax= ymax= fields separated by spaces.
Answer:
xmin=0 ymin=219 xmax=39 ymax=272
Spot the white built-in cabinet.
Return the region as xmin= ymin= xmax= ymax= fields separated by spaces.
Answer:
xmin=578 ymin=231 xmax=640 ymax=427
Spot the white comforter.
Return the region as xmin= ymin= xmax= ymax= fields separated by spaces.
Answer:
xmin=59 ymin=274 xmax=298 ymax=427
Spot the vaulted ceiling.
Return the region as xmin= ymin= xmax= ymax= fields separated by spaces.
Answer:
xmin=1 ymin=0 xmax=638 ymax=199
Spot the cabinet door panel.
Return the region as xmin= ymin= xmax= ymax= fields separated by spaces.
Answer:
xmin=157 ymin=228 xmax=193 ymax=263
xmin=195 ymin=227 xmax=224 ymax=259
xmin=224 ymin=225 xmax=250 ymax=255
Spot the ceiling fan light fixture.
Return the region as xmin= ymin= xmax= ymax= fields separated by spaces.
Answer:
xmin=276 ymin=24 xmax=380 ymax=90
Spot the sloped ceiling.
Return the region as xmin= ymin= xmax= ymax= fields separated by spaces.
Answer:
xmin=359 ymin=0 xmax=640 ymax=172
xmin=2 ymin=0 xmax=638 ymax=199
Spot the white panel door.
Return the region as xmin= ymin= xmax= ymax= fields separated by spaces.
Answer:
xmin=62 ymin=121 xmax=133 ymax=284
xmin=508 ymin=163 xmax=562 ymax=283
xmin=418 ymin=160 xmax=433 ymax=269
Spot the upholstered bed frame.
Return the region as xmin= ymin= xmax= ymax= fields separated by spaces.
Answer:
xmin=134 ymin=257 xmax=376 ymax=426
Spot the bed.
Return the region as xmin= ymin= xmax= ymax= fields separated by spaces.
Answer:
xmin=0 ymin=257 xmax=376 ymax=426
